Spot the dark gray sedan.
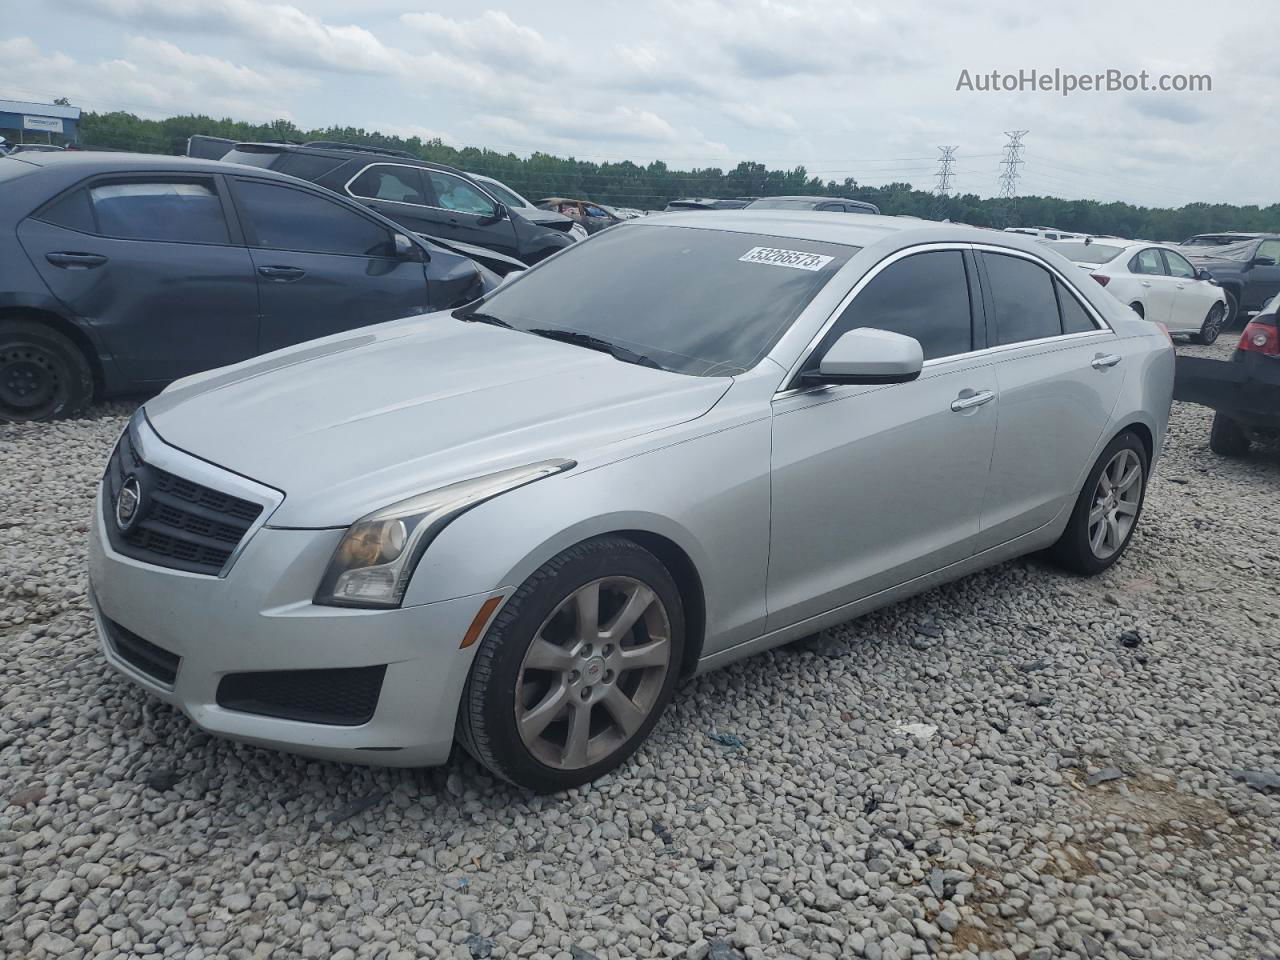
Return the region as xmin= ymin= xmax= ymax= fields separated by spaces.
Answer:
xmin=0 ymin=152 xmax=500 ymax=421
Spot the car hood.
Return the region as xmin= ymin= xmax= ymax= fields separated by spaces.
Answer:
xmin=514 ymin=206 xmax=574 ymax=228
xmin=1185 ymin=254 xmax=1240 ymax=267
xmin=145 ymin=315 xmax=730 ymax=527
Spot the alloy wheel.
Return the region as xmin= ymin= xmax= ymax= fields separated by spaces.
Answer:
xmin=516 ymin=576 xmax=672 ymax=770
xmin=1202 ymin=303 xmax=1225 ymax=343
xmin=1087 ymin=448 xmax=1143 ymax=559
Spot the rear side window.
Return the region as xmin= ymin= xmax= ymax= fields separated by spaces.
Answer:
xmin=36 ymin=188 xmax=96 ymax=233
xmin=233 ymin=179 xmax=394 ymax=256
xmin=983 ymin=252 xmax=1061 ymax=345
xmin=89 ymin=181 xmax=228 ymax=244
xmin=1055 ymin=279 xmax=1099 ymax=334
xmin=817 ymin=250 xmax=974 ymax=362
xmin=348 ymin=164 xmax=427 ymax=204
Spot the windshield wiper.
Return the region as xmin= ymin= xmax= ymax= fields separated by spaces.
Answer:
xmin=456 ymin=310 xmax=512 ymax=328
xmin=528 ymin=328 xmax=663 ymax=370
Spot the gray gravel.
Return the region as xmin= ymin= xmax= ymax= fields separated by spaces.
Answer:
xmin=2 ymin=338 xmax=1278 ymax=960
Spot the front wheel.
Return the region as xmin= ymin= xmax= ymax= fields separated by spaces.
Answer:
xmin=1192 ymin=302 xmax=1226 ymax=345
xmin=1222 ymin=289 xmax=1240 ymax=329
xmin=458 ymin=537 xmax=685 ymax=793
xmin=1048 ymin=432 xmax=1148 ymax=575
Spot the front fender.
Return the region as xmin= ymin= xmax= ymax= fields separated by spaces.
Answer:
xmin=400 ymin=415 xmax=774 ymax=657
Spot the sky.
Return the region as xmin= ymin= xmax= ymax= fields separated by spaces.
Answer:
xmin=3 ymin=0 xmax=1276 ymax=208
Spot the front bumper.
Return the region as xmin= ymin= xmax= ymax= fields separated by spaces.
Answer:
xmin=88 ymin=489 xmax=502 ymax=767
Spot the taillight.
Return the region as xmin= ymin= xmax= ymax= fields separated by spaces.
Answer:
xmin=1238 ymin=318 xmax=1279 ymax=355
xmin=1155 ymin=321 xmax=1173 ymax=344
xmin=1091 ymin=274 xmax=1110 ymax=287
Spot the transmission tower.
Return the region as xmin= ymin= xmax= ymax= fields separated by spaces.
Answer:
xmin=997 ymin=130 xmax=1027 ymax=226
xmin=932 ymin=146 xmax=957 ymax=219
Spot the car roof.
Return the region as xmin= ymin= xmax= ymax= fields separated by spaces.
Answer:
xmin=633 ymin=209 xmax=1013 ymax=248
xmin=750 ymin=196 xmax=869 ymax=204
xmin=7 ymin=151 xmax=304 ymax=178
xmin=231 ymin=141 xmax=465 ymax=175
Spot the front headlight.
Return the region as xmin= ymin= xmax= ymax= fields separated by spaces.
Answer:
xmin=570 ymin=223 xmax=588 ymax=241
xmin=315 ymin=459 xmax=575 ymax=608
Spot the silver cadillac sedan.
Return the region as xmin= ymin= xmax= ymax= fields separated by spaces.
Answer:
xmin=88 ymin=212 xmax=1174 ymax=792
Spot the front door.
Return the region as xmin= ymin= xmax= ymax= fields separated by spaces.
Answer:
xmin=766 ymin=248 xmax=998 ymax=631
xmin=421 ymin=170 xmax=521 ymax=259
xmin=229 ymin=177 xmax=433 ymax=352
xmin=1246 ymin=239 xmax=1280 ymax=310
xmin=1129 ymin=247 xmax=1177 ymax=324
xmin=17 ymin=175 xmax=259 ymax=384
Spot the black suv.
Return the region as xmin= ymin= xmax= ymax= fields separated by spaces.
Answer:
xmin=221 ymin=141 xmax=574 ymax=265
xmin=1185 ymin=235 xmax=1280 ymax=326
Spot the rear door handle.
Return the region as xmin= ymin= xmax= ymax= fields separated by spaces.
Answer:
xmin=951 ymin=389 xmax=995 ymax=412
xmin=46 ymin=252 xmax=107 ymax=269
xmin=1091 ymin=353 xmax=1122 ymax=370
xmin=257 ymin=265 xmax=305 ymax=281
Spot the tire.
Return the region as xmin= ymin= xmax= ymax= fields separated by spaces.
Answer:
xmin=1208 ymin=412 xmax=1250 ymax=457
xmin=1222 ymin=289 xmax=1240 ymax=329
xmin=1192 ymin=302 xmax=1226 ymax=345
xmin=0 ymin=319 xmax=94 ymax=422
xmin=1048 ymin=431 xmax=1148 ymax=576
xmin=1129 ymin=302 xmax=1145 ymax=319
xmin=458 ymin=536 xmax=685 ymax=793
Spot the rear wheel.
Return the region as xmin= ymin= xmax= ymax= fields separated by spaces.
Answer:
xmin=1192 ymin=302 xmax=1226 ymax=345
xmin=0 ymin=319 xmax=94 ymax=422
xmin=1049 ymin=431 xmax=1148 ymax=575
xmin=458 ymin=537 xmax=685 ymax=793
xmin=1208 ymin=412 xmax=1250 ymax=457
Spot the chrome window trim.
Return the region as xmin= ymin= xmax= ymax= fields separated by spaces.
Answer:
xmin=343 ymin=162 xmax=500 ymax=216
xmin=774 ymin=241 xmax=1114 ymax=399
xmin=116 ymin=413 xmax=285 ymax=578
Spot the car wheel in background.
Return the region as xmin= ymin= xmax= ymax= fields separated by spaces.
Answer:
xmin=1129 ymin=302 xmax=1145 ymax=319
xmin=458 ymin=536 xmax=685 ymax=793
xmin=1192 ymin=302 xmax=1226 ymax=345
xmin=1048 ymin=431 xmax=1148 ymax=576
xmin=1208 ymin=412 xmax=1250 ymax=457
xmin=0 ymin=319 xmax=94 ymax=422
xmin=1222 ymin=289 xmax=1240 ymax=329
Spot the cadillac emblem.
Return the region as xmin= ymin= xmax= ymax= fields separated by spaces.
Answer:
xmin=115 ymin=475 xmax=143 ymax=532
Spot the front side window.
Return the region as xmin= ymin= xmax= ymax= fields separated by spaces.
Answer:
xmin=812 ymin=250 xmax=974 ymax=363
xmin=1257 ymin=239 xmax=1280 ymax=263
xmin=89 ymin=181 xmax=228 ymax=244
xmin=234 ymin=180 xmax=394 ymax=257
xmin=427 ymin=172 xmax=495 ymax=216
xmin=1130 ymin=249 xmax=1166 ymax=275
xmin=468 ymin=224 xmax=856 ymax=376
xmin=1163 ymin=250 xmax=1197 ymax=279
xmin=348 ymin=165 xmax=426 ymax=205
xmin=983 ymin=252 xmax=1062 ymax=345
xmin=479 ymin=178 xmax=531 ymax=208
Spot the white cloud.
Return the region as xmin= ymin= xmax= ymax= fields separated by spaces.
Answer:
xmin=399 ymin=9 xmax=564 ymax=74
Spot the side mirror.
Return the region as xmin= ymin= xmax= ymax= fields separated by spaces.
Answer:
xmin=800 ymin=328 xmax=924 ymax=386
xmin=1250 ymin=255 xmax=1277 ymax=267
xmin=477 ymin=202 xmax=507 ymax=226
xmin=1196 ymin=268 xmax=1214 ymax=281
xmin=393 ymin=232 xmax=418 ymax=260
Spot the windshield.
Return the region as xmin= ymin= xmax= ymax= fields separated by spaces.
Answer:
xmin=1193 ymin=240 xmax=1255 ymax=260
xmin=477 ymin=177 xmax=532 ymax=209
xmin=465 ymin=224 xmax=856 ymax=376
xmin=1049 ymin=242 xmax=1124 ymax=263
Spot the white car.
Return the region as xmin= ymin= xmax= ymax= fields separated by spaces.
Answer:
xmin=1049 ymin=239 xmax=1228 ymax=344
xmin=469 ymin=173 xmax=589 ymax=242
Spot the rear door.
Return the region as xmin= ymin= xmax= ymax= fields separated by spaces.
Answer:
xmin=17 ymin=174 xmax=258 ymax=384
xmin=974 ymin=249 xmax=1127 ymax=550
xmin=344 ymin=162 xmax=435 ymax=233
xmin=228 ymin=177 xmax=433 ymax=352
xmin=1128 ymin=247 xmax=1176 ymax=323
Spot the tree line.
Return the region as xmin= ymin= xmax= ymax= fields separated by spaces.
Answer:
xmin=77 ymin=110 xmax=1280 ymax=242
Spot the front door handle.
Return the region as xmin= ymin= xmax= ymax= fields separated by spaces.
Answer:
xmin=1140 ymin=281 xmax=1152 ymax=287
xmin=1091 ymin=353 xmax=1122 ymax=370
xmin=951 ymin=389 xmax=995 ymax=412
xmin=46 ymin=252 xmax=107 ymax=269
xmin=257 ymin=265 xmax=305 ymax=282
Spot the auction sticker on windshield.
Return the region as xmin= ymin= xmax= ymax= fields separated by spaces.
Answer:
xmin=739 ymin=246 xmax=834 ymax=271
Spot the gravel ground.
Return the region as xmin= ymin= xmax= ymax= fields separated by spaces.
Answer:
xmin=2 ymin=337 xmax=1278 ymax=960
